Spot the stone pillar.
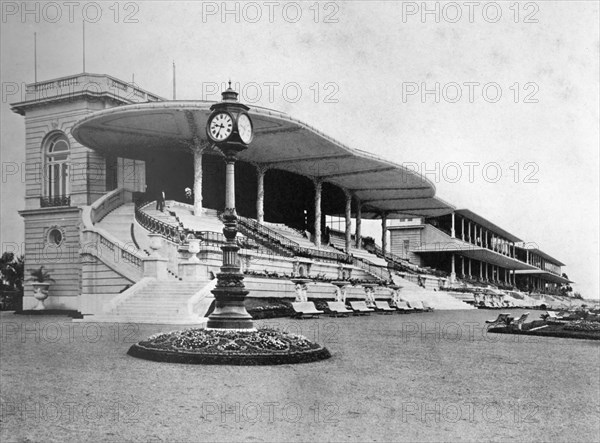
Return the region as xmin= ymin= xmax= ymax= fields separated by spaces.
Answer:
xmin=313 ymin=179 xmax=322 ymax=247
xmin=192 ymin=145 xmax=205 ymax=216
xmin=450 ymin=253 xmax=456 ymax=282
xmin=485 ymin=262 xmax=489 ymax=280
xmin=461 ymin=217 xmax=465 ymax=241
xmin=450 ymin=212 xmax=455 ymax=238
xmin=256 ymin=165 xmax=267 ymax=223
xmin=468 ymin=258 xmax=472 ymax=278
xmin=355 ymin=198 xmax=362 ymax=249
xmin=344 ymin=190 xmax=352 ymax=253
xmin=381 ymin=212 xmax=388 ymax=258
xmin=479 ymin=260 xmax=483 ymax=280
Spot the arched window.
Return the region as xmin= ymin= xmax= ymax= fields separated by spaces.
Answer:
xmin=42 ymin=132 xmax=70 ymax=207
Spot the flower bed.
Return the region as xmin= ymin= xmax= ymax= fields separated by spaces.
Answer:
xmin=127 ymin=327 xmax=331 ymax=365
xmin=489 ymin=320 xmax=600 ymax=341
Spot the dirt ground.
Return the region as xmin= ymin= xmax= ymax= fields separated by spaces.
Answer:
xmin=1 ymin=309 xmax=599 ymax=442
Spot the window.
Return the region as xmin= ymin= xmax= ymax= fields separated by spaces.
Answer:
xmin=42 ymin=132 xmax=70 ymax=206
xmin=47 ymin=228 xmax=63 ymax=246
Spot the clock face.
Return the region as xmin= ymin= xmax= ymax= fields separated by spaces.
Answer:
xmin=208 ymin=112 xmax=233 ymax=142
xmin=237 ymin=113 xmax=253 ymax=144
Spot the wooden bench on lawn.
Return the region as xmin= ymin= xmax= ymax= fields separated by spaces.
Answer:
xmin=374 ymin=301 xmax=396 ymax=314
xmin=394 ymin=301 xmax=413 ymax=313
xmin=349 ymin=301 xmax=375 ymax=316
xmin=291 ymin=302 xmax=324 ymax=319
xmin=485 ymin=313 xmax=512 ymax=327
xmin=327 ymin=301 xmax=352 ymax=317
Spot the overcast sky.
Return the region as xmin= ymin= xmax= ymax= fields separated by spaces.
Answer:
xmin=1 ymin=1 xmax=598 ymax=299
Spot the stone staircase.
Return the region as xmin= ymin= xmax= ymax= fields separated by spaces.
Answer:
xmin=96 ymin=202 xmax=136 ymax=245
xmin=392 ymin=274 xmax=475 ymax=310
xmin=79 ymin=279 xmax=213 ymax=324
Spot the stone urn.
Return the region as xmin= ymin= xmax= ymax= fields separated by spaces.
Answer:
xmin=31 ymin=282 xmax=51 ymax=310
xmin=148 ymin=233 xmax=163 ymax=257
xmin=188 ymin=238 xmax=201 ymax=262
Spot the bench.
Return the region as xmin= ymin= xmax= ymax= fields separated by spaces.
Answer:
xmin=374 ymin=301 xmax=395 ymax=314
xmin=327 ymin=301 xmax=352 ymax=317
xmin=349 ymin=301 xmax=375 ymax=315
xmin=291 ymin=302 xmax=324 ymax=319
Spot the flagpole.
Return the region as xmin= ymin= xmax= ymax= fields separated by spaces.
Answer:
xmin=173 ymin=61 xmax=176 ymax=100
xmin=34 ymin=32 xmax=37 ymax=83
xmin=82 ymin=20 xmax=86 ymax=73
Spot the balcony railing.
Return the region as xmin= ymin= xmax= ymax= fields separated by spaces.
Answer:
xmin=40 ymin=195 xmax=70 ymax=208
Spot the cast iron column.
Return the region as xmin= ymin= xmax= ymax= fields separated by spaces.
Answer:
xmin=207 ymin=151 xmax=253 ymax=329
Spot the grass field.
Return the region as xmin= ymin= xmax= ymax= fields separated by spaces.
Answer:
xmin=1 ymin=309 xmax=598 ymax=442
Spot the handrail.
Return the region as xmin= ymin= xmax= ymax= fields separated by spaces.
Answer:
xmin=232 ymin=213 xmax=351 ymax=263
xmin=134 ymin=200 xmax=181 ymax=243
xmin=90 ymin=188 xmax=129 ymax=224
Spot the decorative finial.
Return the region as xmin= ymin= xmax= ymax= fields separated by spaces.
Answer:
xmin=221 ymin=79 xmax=238 ymax=102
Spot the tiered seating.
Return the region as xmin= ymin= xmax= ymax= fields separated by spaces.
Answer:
xmin=350 ymin=248 xmax=389 ymax=268
xmin=263 ymin=222 xmax=340 ymax=254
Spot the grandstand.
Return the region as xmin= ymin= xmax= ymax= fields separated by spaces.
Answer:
xmin=11 ymin=72 xmax=573 ymax=323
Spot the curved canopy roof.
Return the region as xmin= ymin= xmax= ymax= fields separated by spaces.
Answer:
xmin=72 ymin=101 xmax=454 ymax=219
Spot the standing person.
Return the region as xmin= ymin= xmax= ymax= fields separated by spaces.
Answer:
xmin=156 ymin=189 xmax=165 ymax=212
xmin=184 ymin=187 xmax=193 ymax=202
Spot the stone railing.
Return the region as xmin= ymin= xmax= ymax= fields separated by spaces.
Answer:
xmin=23 ymin=73 xmax=163 ymax=104
xmin=81 ymin=229 xmax=144 ymax=282
xmin=90 ymin=188 xmax=130 ymax=224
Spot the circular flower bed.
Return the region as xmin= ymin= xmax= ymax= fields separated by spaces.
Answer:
xmin=127 ymin=327 xmax=331 ymax=365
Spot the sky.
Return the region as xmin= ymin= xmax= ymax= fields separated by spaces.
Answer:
xmin=1 ymin=1 xmax=598 ymax=299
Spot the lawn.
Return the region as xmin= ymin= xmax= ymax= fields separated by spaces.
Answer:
xmin=1 ymin=309 xmax=598 ymax=442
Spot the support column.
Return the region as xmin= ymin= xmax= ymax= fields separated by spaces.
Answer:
xmin=450 ymin=212 xmax=455 ymax=238
xmin=381 ymin=212 xmax=388 ymax=258
xmin=208 ymin=152 xmax=253 ymax=330
xmin=485 ymin=262 xmax=489 ymax=281
xmin=256 ymin=165 xmax=267 ymax=223
xmin=461 ymin=217 xmax=465 ymax=241
xmin=355 ymin=198 xmax=362 ymax=249
xmin=468 ymin=258 xmax=472 ymax=279
xmin=479 ymin=260 xmax=483 ymax=280
xmin=344 ymin=190 xmax=352 ymax=253
xmin=192 ymin=145 xmax=206 ymax=216
xmin=313 ymin=179 xmax=322 ymax=247
xmin=450 ymin=253 xmax=456 ymax=282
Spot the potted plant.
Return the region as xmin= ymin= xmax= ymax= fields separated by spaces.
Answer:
xmin=27 ymin=266 xmax=54 ymax=310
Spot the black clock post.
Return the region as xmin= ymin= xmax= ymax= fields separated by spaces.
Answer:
xmin=206 ymin=83 xmax=255 ymax=330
